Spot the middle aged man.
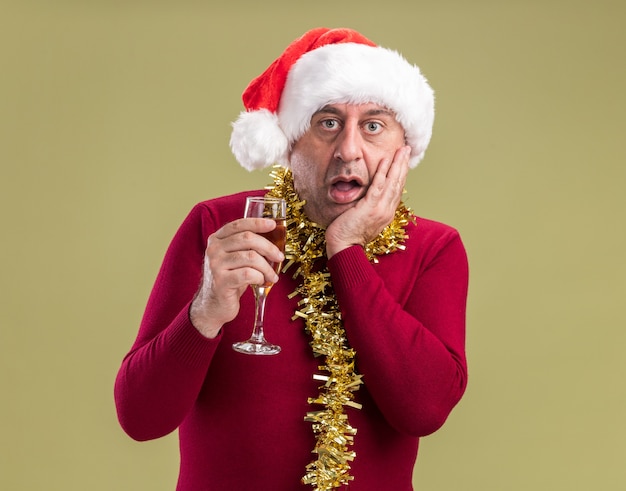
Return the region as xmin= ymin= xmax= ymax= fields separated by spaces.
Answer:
xmin=115 ymin=27 xmax=469 ymax=491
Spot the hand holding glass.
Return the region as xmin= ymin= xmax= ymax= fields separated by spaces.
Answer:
xmin=232 ymin=197 xmax=286 ymax=355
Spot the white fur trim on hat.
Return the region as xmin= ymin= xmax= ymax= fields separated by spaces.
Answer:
xmin=230 ymin=109 xmax=290 ymax=171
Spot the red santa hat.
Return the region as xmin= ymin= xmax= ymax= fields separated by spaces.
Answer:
xmin=229 ymin=27 xmax=435 ymax=170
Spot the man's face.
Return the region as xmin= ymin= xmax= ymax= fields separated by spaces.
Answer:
xmin=288 ymin=103 xmax=406 ymax=228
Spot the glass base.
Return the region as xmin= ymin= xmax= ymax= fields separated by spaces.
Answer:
xmin=232 ymin=340 xmax=281 ymax=356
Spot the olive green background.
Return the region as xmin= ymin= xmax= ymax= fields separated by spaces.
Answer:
xmin=1 ymin=1 xmax=624 ymax=489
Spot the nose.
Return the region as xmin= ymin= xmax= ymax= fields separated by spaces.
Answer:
xmin=333 ymin=123 xmax=363 ymax=163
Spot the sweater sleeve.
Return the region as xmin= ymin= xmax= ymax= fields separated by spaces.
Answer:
xmin=328 ymin=228 xmax=469 ymax=437
xmin=114 ymin=203 xmax=221 ymax=441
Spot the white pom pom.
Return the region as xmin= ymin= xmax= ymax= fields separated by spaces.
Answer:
xmin=229 ymin=109 xmax=289 ymax=171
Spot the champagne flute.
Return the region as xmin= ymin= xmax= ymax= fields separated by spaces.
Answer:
xmin=232 ymin=196 xmax=286 ymax=355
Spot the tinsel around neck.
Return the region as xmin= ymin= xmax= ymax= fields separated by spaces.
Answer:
xmin=266 ymin=165 xmax=414 ymax=490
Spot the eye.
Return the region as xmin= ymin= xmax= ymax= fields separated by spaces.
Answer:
xmin=321 ymin=119 xmax=338 ymax=130
xmin=364 ymin=121 xmax=382 ymax=133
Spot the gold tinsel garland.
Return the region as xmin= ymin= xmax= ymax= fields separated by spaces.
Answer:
xmin=266 ymin=166 xmax=414 ymax=490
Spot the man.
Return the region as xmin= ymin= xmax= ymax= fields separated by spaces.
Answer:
xmin=115 ymin=27 xmax=469 ymax=491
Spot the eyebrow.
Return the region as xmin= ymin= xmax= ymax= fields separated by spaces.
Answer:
xmin=314 ymin=105 xmax=396 ymax=118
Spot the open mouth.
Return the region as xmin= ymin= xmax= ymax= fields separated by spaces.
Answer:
xmin=329 ymin=179 xmax=364 ymax=204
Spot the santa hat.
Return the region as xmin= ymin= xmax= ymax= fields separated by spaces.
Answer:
xmin=229 ymin=27 xmax=435 ymax=170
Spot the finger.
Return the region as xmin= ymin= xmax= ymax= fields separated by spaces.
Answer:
xmin=212 ymin=249 xmax=279 ymax=289
xmin=229 ymin=264 xmax=278 ymax=289
xmin=213 ymin=223 xmax=284 ymax=263
xmin=215 ymin=235 xmax=283 ymax=275
xmin=366 ymin=151 xmax=405 ymax=205
xmin=365 ymin=158 xmax=392 ymax=202
xmin=377 ymin=146 xmax=410 ymax=203
xmin=213 ymin=217 xmax=277 ymax=240
xmin=233 ymin=256 xmax=280 ymax=287
xmin=388 ymin=145 xmax=411 ymax=180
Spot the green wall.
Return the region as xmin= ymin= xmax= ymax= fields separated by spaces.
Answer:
xmin=2 ymin=1 xmax=625 ymax=489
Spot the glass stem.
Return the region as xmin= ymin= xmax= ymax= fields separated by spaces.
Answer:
xmin=251 ymin=286 xmax=269 ymax=344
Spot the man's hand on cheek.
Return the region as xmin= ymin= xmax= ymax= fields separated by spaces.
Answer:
xmin=325 ymin=146 xmax=411 ymax=258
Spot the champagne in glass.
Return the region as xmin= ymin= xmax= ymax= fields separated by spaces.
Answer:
xmin=232 ymin=197 xmax=286 ymax=355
